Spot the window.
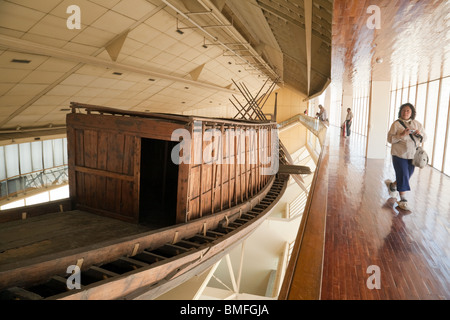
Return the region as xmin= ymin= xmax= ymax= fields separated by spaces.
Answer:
xmin=409 ymin=85 xmax=417 ymax=106
xmin=415 ymin=83 xmax=427 ymax=125
xmin=389 ymin=89 xmax=397 ymax=126
xmin=395 ymin=89 xmax=402 ymax=119
xmin=390 ymin=76 xmax=450 ymax=176
xmin=433 ymin=79 xmax=449 ymax=171
xmin=423 ymin=80 xmax=440 ymax=165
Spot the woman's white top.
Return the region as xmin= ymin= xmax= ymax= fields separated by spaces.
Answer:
xmin=387 ymin=118 xmax=426 ymax=159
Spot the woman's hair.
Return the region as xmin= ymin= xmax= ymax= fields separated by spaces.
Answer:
xmin=398 ymin=103 xmax=416 ymax=120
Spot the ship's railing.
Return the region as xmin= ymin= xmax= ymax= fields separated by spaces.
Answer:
xmin=278 ymin=115 xmax=329 ymax=300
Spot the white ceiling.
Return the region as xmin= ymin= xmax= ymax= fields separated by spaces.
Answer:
xmin=3 ymin=0 xmax=312 ymax=137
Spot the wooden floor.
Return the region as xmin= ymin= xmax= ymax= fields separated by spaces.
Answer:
xmin=321 ymin=126 xmax=450 ymax=300
xmin=0 ymin=210 xmax=150 ymax=268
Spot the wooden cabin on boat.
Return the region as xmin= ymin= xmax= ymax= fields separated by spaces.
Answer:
xmin=67 ymin=102 xmax=279 ymax=228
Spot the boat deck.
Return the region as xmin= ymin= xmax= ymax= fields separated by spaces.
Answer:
xmin=321 ymin=126 xmax=449 ymax=300
xmin=0 ymin=210 xmax=151 ymax=268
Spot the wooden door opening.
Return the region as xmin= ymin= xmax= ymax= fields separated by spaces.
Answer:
xmin=139 ymin=138 xmax=179 ymax=228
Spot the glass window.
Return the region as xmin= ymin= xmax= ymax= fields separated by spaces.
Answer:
xmin=19 ymin=143 xmax=32 ymax=174
xmin=31 ymin=141 xmax=43 ymax=171
xmin=0 ymin=147 xmax=5 ymax=181
xmin=43 ymin=140 xmax=54 ymax=169
xmin=5 ymin=144 xmax=19 ymax=178
xmin=433 ymin=79 xmax=449 ymax=171
xmin=50 ymin=185 xmax=69 ymax=201
xmin=53 ymin=139 xmax=65 ymax=167
xmin=415 ymin=83 xmax=427 ymax=125
xmin=389 ymin=90 xmax=397 ymax=127
xmin=424 ymin=80 xmax=440 ymax=164
xmin=25 ymin=192 xmax=50 ymax=206
xmin=409 ymin=85 xmax=417 ymax=106
xmin=439 ymin=78 xmax=450 ymax=175
xmin=402 ymin=87 xmax=409 ymax=104
xmin=63 ymin=138 xmax=68 ymax=164
xmin=395 ymin=89 xmax=402 ymax=119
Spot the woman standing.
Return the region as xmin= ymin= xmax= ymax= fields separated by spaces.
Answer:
xmin=386 ymin=103 xmax=426 ymax=211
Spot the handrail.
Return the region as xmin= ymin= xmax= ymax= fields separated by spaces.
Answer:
xmin=278 ymin=114 xmax=327 ymax=145
xmin=0 ymin=165 xmax=68 ymax=202
xmin=278 ymin=125 xmax=329 ymax=300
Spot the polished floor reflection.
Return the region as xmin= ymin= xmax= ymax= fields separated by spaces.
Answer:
xmin=321 ymin=126 xmax=449 ymax=300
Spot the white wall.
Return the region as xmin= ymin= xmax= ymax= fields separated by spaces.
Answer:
xmin=366 ymin=81 xmax=391 ymax=159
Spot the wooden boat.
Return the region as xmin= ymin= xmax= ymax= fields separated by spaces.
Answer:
xmin=0 ymin=101 xmax=309 ymax=300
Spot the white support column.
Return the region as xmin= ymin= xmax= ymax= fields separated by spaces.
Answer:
xmin=366 ymin=81 xmax=391 ymax=159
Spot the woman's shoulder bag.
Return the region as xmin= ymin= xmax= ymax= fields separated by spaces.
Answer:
xmin=398 ymin=120 xmax=429 ymax=168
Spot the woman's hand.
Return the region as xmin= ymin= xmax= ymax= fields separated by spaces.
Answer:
xmin=400 ymin=128 xmax=410 ymax=137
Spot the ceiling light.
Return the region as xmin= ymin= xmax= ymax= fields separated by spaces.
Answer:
xmin=376 ymin=57 xmax=383 ymax=64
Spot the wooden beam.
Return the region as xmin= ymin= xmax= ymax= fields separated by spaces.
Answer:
xmin=105 ymin=30 xmax=129 ymax=62
xmin=305 ymin=0 xmax=313 ymax=96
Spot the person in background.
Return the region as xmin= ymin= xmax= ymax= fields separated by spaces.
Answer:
xmin=386 ymin=103 xmax=426 ymax=211
xmin=316 ymin=105 xmax=328 ymax=122
xmin=345 ymin=108 xmax=353 ymax=137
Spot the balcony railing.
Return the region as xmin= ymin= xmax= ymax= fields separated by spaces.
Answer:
xmin=0 ymin=165 xmax=69 ymax=202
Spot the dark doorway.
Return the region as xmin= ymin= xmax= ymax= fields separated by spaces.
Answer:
xmin=139 ymin=138 xmax=179 ymax=228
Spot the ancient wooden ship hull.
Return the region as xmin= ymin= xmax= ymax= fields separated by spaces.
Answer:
xmin=0 ymin=102 xmax=302 ymax=300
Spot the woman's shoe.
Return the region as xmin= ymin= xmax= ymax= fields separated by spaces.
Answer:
xmin=397 ymin=200 xmax=411 ymax=211
xmin=385 ymin=179 xmax=398 ymax=199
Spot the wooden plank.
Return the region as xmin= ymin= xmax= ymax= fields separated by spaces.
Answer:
xmin=278 ymin=164 xmax=312 ymax=175
xmin=0 ymin=287 xmax=43 ymax=300
xmin=96 ymin=131 xmax=109 ymax=211
xmin=74 ymin=166 xmax=134 ymax=181
xmin=133 ymin=137 xmax=141 ymax=222
xmin=0 ymin=198 xmax=72 ymax=223
xmin=220 ymin=124 xmax=225 ymax=211
xmin=199 ymin=122 xmax=205 ymax=218
xmin=89 ymin=266 xmax=120 ymax=278
xmin=66 ymin=113 xmax=187 ymax=142
xmin=67 ymin=126 xmax=77 ymax=206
